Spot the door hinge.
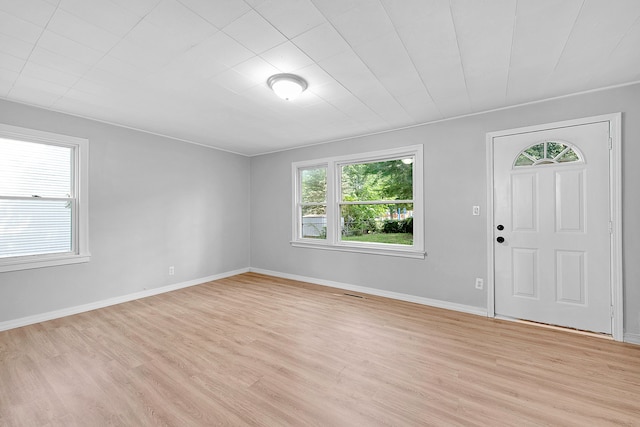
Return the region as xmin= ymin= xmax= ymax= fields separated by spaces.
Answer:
xmin=608 ymin=137 xmax=613 ymax=150
xmin=611 ymin=305 xmax=615 ymax=318
xmin=609 ymin=221 xmax=613 ymax=234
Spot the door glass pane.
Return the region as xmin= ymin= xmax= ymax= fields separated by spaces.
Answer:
xmin=0 ymin=138 xmax=72 ymax=198
xmin=0 ymin=199 xmax=72 ymax=258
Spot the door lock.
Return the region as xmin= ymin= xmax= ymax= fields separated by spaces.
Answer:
xmin=496 ymin=236 xmax=505 ymax=243
xmin=497 ymin=224 xmax=504 ymax=230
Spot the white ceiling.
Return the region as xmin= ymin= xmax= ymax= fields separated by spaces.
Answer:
xmin=1 ymin=0 xmax=639 ymax=155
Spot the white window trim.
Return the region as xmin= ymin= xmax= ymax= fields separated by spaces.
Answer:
xmin=291 ymin=145 xmax=424 ymax=259
xmin=0 ymin=124 xmax=90 ymax=272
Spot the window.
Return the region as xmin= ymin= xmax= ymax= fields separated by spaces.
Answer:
xmin=292 ymin=145 xmax=424 ymax=258
xmin=0 ymin=124 xmax=90 ymax=272
xmin=514 ymin=141 xmax=582 ymax=167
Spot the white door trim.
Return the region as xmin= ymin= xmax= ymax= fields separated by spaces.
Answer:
xmin=486 ymin=113 xmax=623 ymax=341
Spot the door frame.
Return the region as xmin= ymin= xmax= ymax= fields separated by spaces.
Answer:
xmin=485 ymin=113 xmax=623 ymax=341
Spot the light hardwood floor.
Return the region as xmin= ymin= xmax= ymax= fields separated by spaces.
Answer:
xmin=1 ymin=272 xmax=639 ymax=426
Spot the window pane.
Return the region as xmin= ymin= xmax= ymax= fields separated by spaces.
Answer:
xmin=341 ymin=159 xmax=413 ymax=202
xmin=524 ymin=145 xmax=544 ymax=160
xmin=515 ymin=155 xmax=534 ymax=166
xmin=0 ymin=138 xmax=71 ymax=198
xmin=301 ymin=167 xmax=326 ymax=203
xmin=301 ymin=205 xmax=326 ymax=239
xmin=340 ymin=203 xmax=413 ymax=245
xmin=558 ymin=149 xmax=580 ymax=163
xmin=0 ymin=199 xmax=72 ymax=258
xmin=546 ymin=142 xmax=566 ymax=159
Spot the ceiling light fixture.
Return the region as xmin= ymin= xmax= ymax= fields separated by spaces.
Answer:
xmin=267 ymin=73 xmax=308 ymax=101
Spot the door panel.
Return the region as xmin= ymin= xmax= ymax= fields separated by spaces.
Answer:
xmin=512 ymin=173 xmax=537 ymax=231
xmin=494 ymin=121 xmax=611 ymax=334
xmin=556 ymin=250 xmax=585 ymax=304
xmin=512 ymin=248 xmax=538 ymax=298
xmin=555 ymin=170 xmax=585 ymax=232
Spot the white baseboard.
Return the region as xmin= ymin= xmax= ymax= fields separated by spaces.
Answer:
xmin=624 ymin=333 xmax=640 ymax=345
xmin=0 ymin=267 xmax=250 ymax=332
xmin=250 ymin=267 xmax=487 ymax=317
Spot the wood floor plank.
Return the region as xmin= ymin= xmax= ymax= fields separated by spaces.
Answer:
xmin=1 ymin=272 xmax=639 ymax=426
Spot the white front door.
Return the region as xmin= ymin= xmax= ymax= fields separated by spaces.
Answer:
xmin=493 ymin=121 xmax=612 ymax=333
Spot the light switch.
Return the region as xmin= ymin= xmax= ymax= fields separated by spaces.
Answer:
xmin=472 ymin=206 xmax=480 ymax=216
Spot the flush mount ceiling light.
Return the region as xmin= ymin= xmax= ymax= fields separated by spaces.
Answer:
xmin=267 ymin=73 xmax=308 ymax=101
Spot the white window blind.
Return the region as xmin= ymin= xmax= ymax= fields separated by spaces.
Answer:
xmin=0 ymin=138 xmax=74 ymax=258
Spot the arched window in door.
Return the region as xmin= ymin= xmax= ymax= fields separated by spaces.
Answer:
xmin=514 ymin=141 xmax=583 ymax=167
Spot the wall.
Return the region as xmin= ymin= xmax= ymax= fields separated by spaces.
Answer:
xmin=250 ymin=83 xmax=640 ymax=337
xmin=0 ymin=99 xmax=250 ymax=324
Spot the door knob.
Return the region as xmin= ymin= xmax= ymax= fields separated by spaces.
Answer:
xmin=497 ymin=224 xmax=504 ymax=230
xmin=496 ymin=236 xmax=505 ymax=243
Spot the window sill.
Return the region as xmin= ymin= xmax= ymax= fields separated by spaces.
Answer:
xmin=0 ymin=253 xmax=91 ymax=273
xmin=291 ymin=240 xmax=425 ymax=259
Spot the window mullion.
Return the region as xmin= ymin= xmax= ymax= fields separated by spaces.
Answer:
xmin=325 ymin=160 xmax=337 ymax=245
xmin=339 ymin=199 xmax=414 ymax=206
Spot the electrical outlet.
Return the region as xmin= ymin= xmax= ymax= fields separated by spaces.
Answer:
xmin=169 ymin=266 xmax=175 ymax=276
xmin=475 ymin=278 xmax=483 ymax=290
xmin=472 ymin=206 xmax=480 ymax=216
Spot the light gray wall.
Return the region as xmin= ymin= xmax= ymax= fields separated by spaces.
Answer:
xmin=250 ymin=83 xmax=640 ymax=336
xmin=0 ymin=99 xmax=250 ymax=323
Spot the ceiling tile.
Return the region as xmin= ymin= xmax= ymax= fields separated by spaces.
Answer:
xmin=0 ymin=32 xmax=34 ymax=59
xmin=110 ymin=20 xmax=198 ymax=70
xmin=156 ymin=42 xmax=228 ymax=83
xmin=106 ymin=0 xmax=162 ymax=17
xmin=0 ymin=51 xmax=25 ymax=73
xmin=8 ymin=85 xmax=61 ymax=107
xmin=352 ymin=32 xmax=423 ymax=96
xmin=254 ymin=0 xmax=326 ymax=39
xmin=291 ymin=22 xmax=351 ymax=62
xmin=451 ymin=0 xmax=516 ymax=111
xmin=0 ymin=68 xmax=19 ymax=96
xmin=543 ymin=0 xmax=640 ymax=97
xmin=329 ymin=2 xmax=394 ymax=47
xmin=233 ymin=56 xmax=279 ymax=86
xmin=328 ymin=95 xmax=380 ymax=123
xmin=588 ymin=17 xmax=640 ymax=88
xmin=21 ymin=61 xmax=81 ymax=88
xmin=309 ymin=0 xmax=361 ymax=20
xmin=384 ymin=0 xmax=469 ymax=117
xmin=0 ymin=9 xmax=44 ymax=44
xmin=0 ymin=0 xmax=57 ymax=27
xmin=177 ymin=0 xmax=250 ymax=29
xmin=46 ymin=8 xmax=122 ymax=53
xmin=92 ymin=55 xmax=151 ymax=83
xmin=260 ymin=41 xmax=314 ymax=72
xmin=144 ymin=0 xmax=216 ymax=38
xmin=309 ymin=80 xmax=352 ymax=102
xmin=8 ymin=74 xmax=70 ymax=106
xmin=223 ymin=9 xmax=287 ymax=54
xmin=69 ymin=77 xmax=116 ymax=98
xmin=29 ymin=46 xmax=94 ymax=76
xmin=505 ymin=0 xmax=582 ymax=104
xmin=59 ymin=0 xmax=143 ymax=37
xmin=214 ymin=68 xmax=256 ymax=94
xmin=36 ymin=29 xmax=105 ymax=66
xmin=197 ymin=31 xmax=254 ymax=69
